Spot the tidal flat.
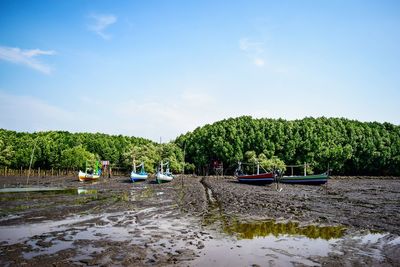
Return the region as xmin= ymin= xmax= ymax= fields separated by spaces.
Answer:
xmin=0 ymin=175 xmax=399 ymax=266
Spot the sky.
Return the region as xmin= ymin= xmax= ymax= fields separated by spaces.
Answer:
xmin=0 ymin=0 xmax=399 ymax=142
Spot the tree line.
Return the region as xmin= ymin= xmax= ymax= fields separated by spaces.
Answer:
xmin=1 ymin=116 xmax=399 ymax=176
xmin=175 ymin=116 xmax=400 ymax=176
xmin=0 ymin=130 xmax=185 ymax=174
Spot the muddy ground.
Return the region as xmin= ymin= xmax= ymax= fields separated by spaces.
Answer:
xmin=0 ymin=175 xmax=399 ymax=266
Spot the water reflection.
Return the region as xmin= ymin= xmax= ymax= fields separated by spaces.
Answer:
xmin=77 ymin=188 xmax=98 ymax=195
xmin=0 ymin=187 xmax=97 ymax=197
xmin=224 ymin=219 xmax=346 ymax=240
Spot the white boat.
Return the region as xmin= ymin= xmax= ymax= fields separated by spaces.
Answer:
xmin=131 ymin=162 xmax=148 ymax=182
xmin=156 ymin=161 xmax=174 ymax=183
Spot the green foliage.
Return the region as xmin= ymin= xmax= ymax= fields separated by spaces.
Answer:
xmin=175 ymin=117 xmax=400 ymax=176
xmin=60 ymin=145 xmax=97 ymax=170
xmin=123 ymin=143 xmax=160 ymax=174
xmin=0 ymin=129 xmax=158 ymax=171
xmin=259 ymin=155 xmax=286 ymax=172
xmin=0 ymin=139 xmax=14 ymax=167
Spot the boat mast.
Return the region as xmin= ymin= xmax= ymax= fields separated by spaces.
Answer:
xmin=256 ymin=161 xmax=260 ymax=175
xmin=132 ymin=155 xmax=136 ymax=173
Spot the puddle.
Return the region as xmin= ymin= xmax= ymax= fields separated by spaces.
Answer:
xmin=0 ymin=187 xmax=75 ymax=193
xmin=198 ymin=179 xmax=400 ymax=266
xmin=0 ymin=187 xmax=97 ymax=195
xmin=191 ymin=234 xmax=336 ymax=266
xmin=224 ymin=219 xmax=345 ymax=240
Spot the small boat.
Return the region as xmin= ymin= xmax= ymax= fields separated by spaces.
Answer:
xmin=235 ymin=161 xmax=275 ymax=184
xmin=131 ymin=162 xmax=148 ymax=182
xmin=279 ymin=172 xmax=329 ymax=185
xmin=279 ymin=163 xmax=329 ymax=185
xmin=78 ymin=170 xmax=100 ymax=182
xmin=78 ymin=161 xmax=101 ymax=182
xmin=156 ymin=161 xmax=173 ymax=184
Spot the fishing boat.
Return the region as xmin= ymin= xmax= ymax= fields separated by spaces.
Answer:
xmin=156 ymin=161 xmax=173 ymax=184
xmin=279 ymin=163 xmax=329 ymax=185
xmin=279 ymin=173 xmax=329 ymax=185
xmin=78 ymin=161 xmax=101 ymax=182
xmin=130 ymin=161 xmax=148 ymax=182
xmin=235 ymin=162 xmax=275 ymax=184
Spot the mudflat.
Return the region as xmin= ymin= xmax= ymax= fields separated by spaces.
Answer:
xmin=0 ymin=175 xmax=399 ymax=266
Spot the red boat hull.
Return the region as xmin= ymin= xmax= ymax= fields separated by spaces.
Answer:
xmin=237 ymin=173 xmax=275 ymax=184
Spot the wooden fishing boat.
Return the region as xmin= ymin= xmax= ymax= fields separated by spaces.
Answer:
xmin=131 ymin=162 xmax=148 ymax=182
xmin=279 ymin=172 xmax=329 ymax=185
xmin=78 ymin=170 xmax=100 ymax=182
xmin=156 ymin=161 xmax=174 ymax=184
xmin=278 ymin=163 xmax=329 ymax=185
xmin=78 ymin=160 xmax=101 ymax=182
xmin=235 ymin=162 xmax=275 ymax=184
xmin=156 ymin=172 xmax=173 ymax=183
xmin=236 ymin=172 xmax=275 ymax=184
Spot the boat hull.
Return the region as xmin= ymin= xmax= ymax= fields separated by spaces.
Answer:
xmin=130 ymin=172 xmax=148 ymax=182
xmin=156 ymin=173 xmax=173 ymax=184
xmin=78 ymin=171 xmax=100 ymax=182
xmin=279 ymin=174 xmax=329 ymax=185
xmin=237 ymin=173 xmax=275 ymax=184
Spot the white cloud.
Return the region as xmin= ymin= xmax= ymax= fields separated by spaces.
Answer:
xmin=0 ymin=46 xmax=56 ymax=74
xmin=88 ymin=14 xmax=117 ymax=40
xmin=254 ymin=58 xmax=265 ymax=67
xmin=239 ymin=38 xmax=265 ymax=67
xmin=239 ymin=38 xmax=264 ymax=53
xmin=0 ymin=91 xmax=74 ymax=131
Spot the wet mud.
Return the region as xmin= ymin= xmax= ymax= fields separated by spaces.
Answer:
xmin=0 ymin=175 xmax=399 ymax=266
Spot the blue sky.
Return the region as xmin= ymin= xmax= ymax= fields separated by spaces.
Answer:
xmin=0 ymin=0 xmax=399 ymax=141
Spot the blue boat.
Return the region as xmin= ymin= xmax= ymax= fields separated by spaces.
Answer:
xmin=130 ymin=162 xmax=148 ymax=182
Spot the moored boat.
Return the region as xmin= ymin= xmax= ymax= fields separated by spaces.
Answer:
xmin=131 ymin=172 xmax=148 ymax=182
xmin=78 ymin=170 xmax=100 ymax=182
xmin=78 ymin=161 xmax=101 ymax=182
xmin=279 ymin=172 xmax=329 ymax=185
xmin=131 ymin=162 xmax=148 ymax=182
xmin=278 ymin=163 xmax=329 ymax=185
xmin=235 ymin=162 xmax=275 ymax=184
xmin=156 ymin=161 xmax=174 ymax=184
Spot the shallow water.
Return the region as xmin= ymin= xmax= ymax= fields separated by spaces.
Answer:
xmin=198 ymin=181 xmax=400 ymax=266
